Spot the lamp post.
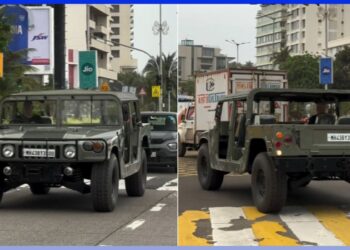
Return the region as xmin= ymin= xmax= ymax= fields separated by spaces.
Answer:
xmin=153 ymin=5 xmax=169 ymax=111
xmin=225 ymin=40 xmax=250 ymax=64
xmin=318 ymin=4 xmax=330 ymax=90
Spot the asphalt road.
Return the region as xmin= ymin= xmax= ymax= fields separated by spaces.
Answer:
xmin=0 ymin=168 xmax=177 ymax=246
xmin=178 ymin=150 xmax=350 ymax=246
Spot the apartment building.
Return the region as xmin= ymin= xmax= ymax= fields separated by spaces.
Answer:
xmin=256 ymin=4 xmax=350 ymax=69
xmin=65 ymin=4 xmax=137 ymax=88
xmin=178 ymin=39 xmax=232 ymax=82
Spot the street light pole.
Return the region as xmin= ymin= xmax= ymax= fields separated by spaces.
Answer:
xmin=325 ymin=4 xmax=328 ymax=90
xmin=225 ymin=40 xmax=250 ymax=64
xmin=167 ymin=58 xmax=177 ymax=112
xmin=159 ymin=5 xmax=163 ymax=111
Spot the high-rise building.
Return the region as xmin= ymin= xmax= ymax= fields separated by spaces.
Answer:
xmin=256 ymin=4 xmax=350 ymax=69
xmin=178 ymin=39 xmax=233 ymax=82
xmin=65 ymin=4 xmax=137 ymax=88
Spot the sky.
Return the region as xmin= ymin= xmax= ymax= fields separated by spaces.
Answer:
xmin=133 ymin=4 xmax=259 ymax=71
xmin=178 ymin=4 xmax=260 ymax=64
xmin=133 ymin=5 xmax=177 ymax=72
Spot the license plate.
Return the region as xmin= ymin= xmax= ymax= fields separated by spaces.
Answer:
xmin=151 ymin=151 xmax=157 ymax=158
xmin=327 ymin=133 xmax=350 ymax=142
xmin=23 ymin=148 xmax=56 ymax=158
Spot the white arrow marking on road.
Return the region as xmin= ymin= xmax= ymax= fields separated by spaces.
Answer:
xmin=279 ymin=206 xmax=343 ymax=246
xmin=157 ymin=178 xmax=178 ymax=191
xmin=209 ymin=207 xmax=258 ymax=246
xmin=150 ymin=203 xmax=167 ymax=212
xmin=124 ymin=219 xmax=145 ymax=230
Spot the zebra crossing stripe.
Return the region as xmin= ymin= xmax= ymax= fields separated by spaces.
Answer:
xmin=278 ymin=206 xmax=343 ymax=246
xmin=242 ymin=207 xmax=300 ymax=246
xmin=178 ymin=210 xmax=212 ymax=246
xmin=309 ymin=206 xmax=350 ymax=245
xmin=209 ymin=207 xmax=257 ymax=246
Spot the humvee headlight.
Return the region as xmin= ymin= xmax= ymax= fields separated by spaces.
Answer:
xmin=167 ymin=142 xmax=177 ymax=150
xmin=64 ymin=145 xmax=76 ymax=159
xmin=83 ymin=141 xmax=93 ymax=151
xmin=276 ymin=150 xmax=283 ymax=156
xmin=276 ymin=132 xmax=284 ymax=139
xmin=2 ymin=145 xmax=14 ymax=158
xmin=92 ymin=142 xmax=104 ymax=153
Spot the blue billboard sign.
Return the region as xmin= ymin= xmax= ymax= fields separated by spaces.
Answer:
xmin=319 ymin=57 xmax=333 ymax=85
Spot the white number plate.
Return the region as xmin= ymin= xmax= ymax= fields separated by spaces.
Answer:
xmin=327 ymin=133 xmax=350 ymax=142
xmin=23 ymin=148 xmax=56 ymax=158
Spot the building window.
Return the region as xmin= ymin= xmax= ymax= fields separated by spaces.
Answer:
xmin=302 ymin=31 xmax=305 ymax=38
xmin=302 ymin=20 xmax=305 ymax=28
xmin=302 ymin=7 xmax=306 ymax=14
xmin=112 ymin=5 xmax=119 ymax=13
xmin=290 ymin=44 xmax=298 ymax=53
xmin=291 ymin=9 xmax=299 ymax=18
xmin=113 ymin=28 xmax=120 ymax=35
xmin=112 ymin=50 xmax=120 ymax=58
xmin=113 ymin=16 xmax=120 ymax=23
xmin=291 ymin=32 xmax=298 ymax=42
xmin=216 ymin=57 xmax=226 ymax=70
xmin=201 ymin=58 xmax=213 ymax=64
xmin=291 ymin=20 xmax=299 ymax=30
xmin=202 ymin=48 xmax=214 ymax=57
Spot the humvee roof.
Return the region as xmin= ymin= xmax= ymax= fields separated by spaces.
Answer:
xmin=221 ymin=88 xmax=350 ymax=102
xmin=9 ymin=89 xmax=137 ymax=101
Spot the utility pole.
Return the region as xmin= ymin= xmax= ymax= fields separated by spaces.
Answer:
xmin=153 ymin=5 xmax=169 ymax=111
xmin=324 ymin=4 xmax=329 ymax=90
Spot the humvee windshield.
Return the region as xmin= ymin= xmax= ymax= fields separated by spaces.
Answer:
xmin=1 ymin=99 xmax=120 ymax=126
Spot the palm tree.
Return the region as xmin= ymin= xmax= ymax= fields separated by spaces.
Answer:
xmin=271 ymin=47 xmax=291 ymax=70
xmin=143 ymin=52 xmax=177 ymax=111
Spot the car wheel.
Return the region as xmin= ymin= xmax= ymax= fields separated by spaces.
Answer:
xmin=251 ymin=152 xmax=287 ymax=213
xmin=29 ymin=184 xmax=50 ymax=195
xmin=125 ymin=149 xmax=147 ymax=197
xmin=178 ymin=136 xmax=186 ymax=157
xmin=197 ymin=143 xmax=224 ymax=190
xmin=91 ymin=154 xmax=119 ymax=212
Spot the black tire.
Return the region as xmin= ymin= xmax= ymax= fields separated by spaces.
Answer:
xmin=29 ymin=184 xmax=50 ymax=195
xmin=178 ymin=135 xmax=186 ymax=157
xmin=125 ymin=149 xmax=147 ymax=197
xmin=0 ymin=186 xmax=3 ymax=203
xmin=251 ymin=152 xmax=287 ymax=213
xmin=197 ymin=143 xmax=224 ymax=190
xmin=91 ymin=154 xmax=119 ymax=212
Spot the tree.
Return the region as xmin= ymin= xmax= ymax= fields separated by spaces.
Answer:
xmin=333 ymin=46 xmax=350 ymax=90
xmin=143 ymin=52 xmax=177 ymax=112
xmin=0 ymin=10 xmax=39 ymax=99
xmin=281 ymin=53 xmax=320 ymax=89
xmin=271 ymin=47 xmax=291 ymax=69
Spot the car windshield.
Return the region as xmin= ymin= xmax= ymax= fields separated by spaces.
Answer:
xmin=1 ymin=100 xmax=57 ymax=125
xmin=62 ymin=99 xmax=120 ymax=125
xmin=1 ymin=98 xmax=120 ymax=126
xmin=142 ymin=114 xmax=177 ymax=131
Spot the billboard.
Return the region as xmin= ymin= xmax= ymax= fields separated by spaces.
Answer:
xmin=2 ymin=5 xmax=54 ymax=74
xmin=79 ymin=51 xmax=98 ymax=89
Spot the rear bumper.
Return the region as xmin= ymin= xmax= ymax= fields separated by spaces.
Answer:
xmin=274 ymin=156 xmax=350 ymax=174
xmin=147 ymin=148 xmax=177 ymax=167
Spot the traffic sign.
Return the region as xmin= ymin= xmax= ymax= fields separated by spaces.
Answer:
xmin=0 ymin=52 xmax=3 ymax=78
xmin=100 ymin=82 xmax=110 ymax=92
xmin=319 ymin=57 xmax=333 ymax=85
xmin=152 ymin=86 xmax=161 ymax=98
xmin=139 ymin=87 xmax=146 ymax=96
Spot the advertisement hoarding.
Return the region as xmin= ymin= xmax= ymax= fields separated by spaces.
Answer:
xmin=79 ymin=51 xmax=98 ymax=89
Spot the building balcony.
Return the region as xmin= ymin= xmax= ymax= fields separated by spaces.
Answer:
xmin=111 ymin=12 xmax=119 ymax=17
xmin=89 ymin=19 xmax=96 ymax=29
xmin=98 ymin=67 xmax=118 ymax=81
xmin=90 ymin=38 xmax=111 ymax=53
xmin=91 ymin=5 xmax=110 ymax=15
xmin=111 ymin=23 xmax=120 ymax=28
xmin=94 ymin=25 xmax=108 ymax=36
xmin=111 ymin=35 xmax=119 ymax=40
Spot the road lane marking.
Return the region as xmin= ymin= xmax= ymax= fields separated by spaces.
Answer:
xmin=150 ymin=203 xmax=166 ymax=212
xmin=124 ymin=219 xmax=145 ymax=231
xmin=157 ymin=178 xmax=177 ymax=191
xmin=243 ymin=207 xmax=299 ymax=246
xmin=178 ymin=210 xmax=212 ymax=246
xmin=309 ymin=206 xmax=350 ymax=245
xmin=279 ymin=206 xmax=343 ymax=246
xmin=209 ymin=207 xmax=257 ymax=246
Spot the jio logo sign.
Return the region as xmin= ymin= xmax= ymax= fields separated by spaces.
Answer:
xmin=82 ymin=63 xmax=94 ymax=75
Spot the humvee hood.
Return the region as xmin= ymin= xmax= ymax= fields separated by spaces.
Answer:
xmin=0 ymin=126 xmax=123 ymax=140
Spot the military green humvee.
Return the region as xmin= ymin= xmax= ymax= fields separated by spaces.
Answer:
xmin=0 ymin=90 xmax=151 ymax=212
xmin=197 ymin=89 xmax=350 ymax=213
